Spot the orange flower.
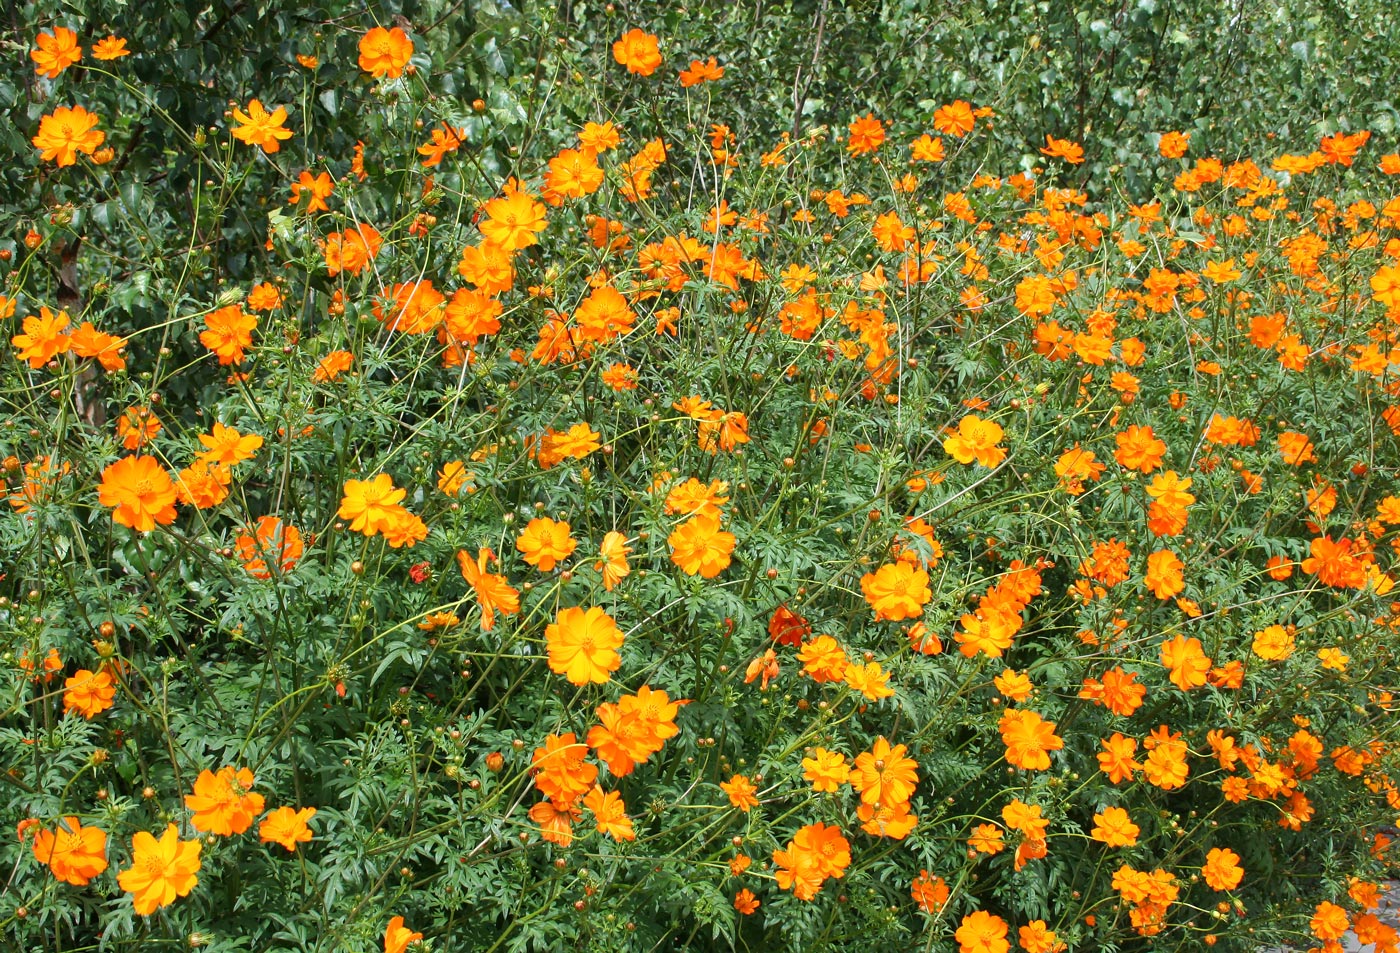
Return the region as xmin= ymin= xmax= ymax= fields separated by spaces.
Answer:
xmin=480 ymin=187 xmax=548 ymax=251
xmin=417 ymin=123 xmax=466 ymax=167
xmin=844 ymin=660 xmax=895 ymax=701
xmin=1301 ymin=535 xmax=1366 ymax=589
xmin=860 ymin=560 xmax=931 ymax=621
xmin=98 ymin=455 xmax=178 ymax=532
xmin=679 ymin=56 xmax=724 ymax=87
xmin=1319 ymin=130 xmax=1370 ymax=167
xmin=235 ymin=516 xmax=303 ymax=578
xmin=324 ymin=223 xmax=382 ymax=276
xmin=1098 ymin=733 xmax=1140 ymax=783
xmin=1054 ymin=444 xmax=1105 ymax=494
xmin=595 ymin=531 xmax=631 ymax=591
xmin=1202 ymin=847 xmax=1243 ymax=891
xmin=911 ymin=870 xmax=949 ymax=913
xmin=1144 ymin=549 xmax=1185 ymax=599
xmin=583 ymin=785 xmax=635 ymax=841
xmin=850 ymin=736 xmax=918 ymax=806
xmin=12 ymin=306 xmax=72 ymax=367
xmin=185 ymin=766 xmax=265 ymax=836
xmin=955 ymin=910 xmax=1010 ymax=953
xmin=31 ymin=27 xmax=82 ymax=78
xmin=847 ymin=113 xmax=886 ymax=155
xmin=772 ymin=822 xmax=850 ymax=900
xmin=381 ymin=509 xmax=428 ymax=549
xmin=1158 ymin=131 xmax=1190 ymax=158
xmin=289 ymin=169 xmax=334 ymax=213
xmin=796 ymin=635 xmax=848 ymax=683
xmin=994 ymin=668 xmax=1033 ymax=702
xmin=69 ymin=321 xmax=127 ymax=370
xmin=911 ymin=134 xmax=946 ymax=162
xmin=531 ymin=732 xmax=597 ymax=807
xmin=173 ymin=460 xmax=230 ymax=510
xmin=586 ymin=686 xmax=683 ymax=775
xmin=117 ymin=824 xmax=202 ymax=915
xmin=1311 ymin=901 xmax=1349 ymax=941
xmin=374 ymin=280 xmax=446 ymax=334
xmin=668 ymin=514 xmax=736 ymax=578
xmin=359 ymin=27 xmax=414 ymax=79
xmin=63 ymin=669 xmax=116 ymax=719
xmin=954 ymin=606 xmax=1020 ymax=658
xmin=580 ymin=120 xmax=621 ymax=153
xmin=230 ymin=99 xmax=293 ymax=153
xmin=543 ymin=147 xmax=604 ymax=202
xmin=858 ymin=799 xmax=918 ymax=839
xmin=1040 ymin=135 xmax=1085 ymax=164
xmin=1079 ymin=666 xmax=1146 ymax=717
xmin=1142 ymin=727 xmax=1190 ymax=790
xmin=1114 ymin=424 xmax=1167 ymax=473
xmin=612 ymin=28 xmax=662 ymax=76
xmin=933 ymin=100 xmax=975 ymax=137
xmin=1372 ymin=264 xmax=1400 ymax=309
xmin=32 ymin=817 xmax=108 ymax=886
xmin=665 ymin=477 xmax=730 ymax=520
xmin=1091 ymin=806 xmax=1139 ymax=847
xmin=1019 ymin=921 xmax=1066 ymax=953
xmin=199 ymin=305 xmax=257 ymax=364
xmin=337 ymin=474 xmax=407 ymax=536
xmin=310 ymin=350 xmax=352 ymax=382
xmin=733 ymin=888 xmax=759 ymax=914
xmin=1277 ymin=431 xmax=1317 ymax=465
xmin=258 ymin=806 xmax=316 ymax=852
xmin=1251 ymin=624 xmax=1295 ymax=661
xmin=197 ymin=422 xmax=263 ymax=466
xmin=721 ymin=774 xmax=759 ymax=811
xmin=999 ymin=708 xmax=1063 ymax=771
xmin=943 ymin=414 xmax=1006 ymax=467
xmin=545 ymin=606 xmax=624 ymax=685
xmin=968 ymin=823 xmax=1005 ymax=854
xmin=384 ymin=915 xmax=424 ymax=953
xmin=456 ymin=547 xmax=520 ymax=631
xmin=516 ymin=516 xmax=577 ymax=571
xmin=92 ymin=35 xmax=130 ymax=60
xmin=802 ymin=748 xmax=850 ymax=792
xmin=443 ymin=288 xmax=503 ymax=348
xmin=1160 ymin=634 xmax=1210 ymax=690
xmin=457 ymin=240 xmax=515 ymax=294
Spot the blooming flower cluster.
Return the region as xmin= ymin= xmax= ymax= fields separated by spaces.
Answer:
xmin=6 ymin=11 xmax=1400 ymax=953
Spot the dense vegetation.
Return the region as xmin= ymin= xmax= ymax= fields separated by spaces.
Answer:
xmin=5 ymin=2 xmax=1400 ymax=951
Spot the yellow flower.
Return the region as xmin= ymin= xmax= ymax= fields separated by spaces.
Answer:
xmin=480 ymin=187 xmax=548 ymax=251
xmin=337 ymin=474 xmax=407 ymax=536
xmin=258 ymin=806 xmax=316 ymax=852
xmin=117 ymin=824 xmax=202 ymax=915
xmin=942 ymin=414 xmax=1006 ymax=467
xmin=196 ymin=422 xmax=263 ymax=466
xmin=667 ymin=514 xmax=735 ymax=578
xmin=516 ymin=516 xmax=577 ymax=571
xmin=544 ymin=605 xmax=624 ymax=685
xmin=230 ymin=99 xmax=294 ymax=153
